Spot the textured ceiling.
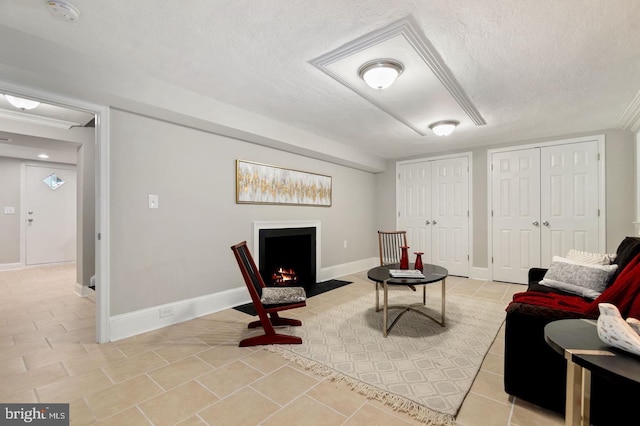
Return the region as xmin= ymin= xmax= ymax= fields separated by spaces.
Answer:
xmin=0 ymin=0 xmax=639 ymax=165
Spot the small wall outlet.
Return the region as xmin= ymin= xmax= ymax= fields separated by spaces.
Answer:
xmin=159 ymin=306 xmax=174 ymax=318
xmin=148 ymin=194 xmax=159 ymax=209
xmin=343 ymin=240 xmax=348 ymax=248
xmin=4 ymin=207 xmax=15 ymax=214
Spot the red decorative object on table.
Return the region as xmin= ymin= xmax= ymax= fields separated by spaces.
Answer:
xmin=414 ymin=252 xmax=424 ymax=270
xmin=399 ymin=246 xmax=410 ymax=269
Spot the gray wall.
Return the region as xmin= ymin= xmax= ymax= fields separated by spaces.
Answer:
xmin=0 ymin=157 xmax=21 ymax=263
xmin=375 ymin=130 xmax=636 ymax=269
xmin=374 ymin=159 xmax=397 ymax=232
xmin=605 ymin=130 xmax=636 ymax=248
xmin=109 ymin=109 xmax=378 ymax=316
xmin=77 ymin=142 xmax=96 ymax=286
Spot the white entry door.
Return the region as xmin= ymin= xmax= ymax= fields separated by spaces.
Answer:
xmin=397 ymin=156 xmax=470 ymax=276
xmin=25 ymin=164 xmax=77 ymax=265
xmin=431 ymin=157 xmax=470 ymax=276
xmin=540 ymin=141 xmax=600 ymax=266
xmin=491 ymin=149 xmax=541 ymax=283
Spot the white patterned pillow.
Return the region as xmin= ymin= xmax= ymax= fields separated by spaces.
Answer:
xmin=540 ymin=256 xmax=618 ymax=299
xmin=260 ymin=287 xmax=306 ymax=305
xmin=566 ymin=249 xmax=616 ymax=265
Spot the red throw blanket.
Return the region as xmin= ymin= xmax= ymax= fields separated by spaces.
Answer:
xmin=586 ymin=253 xmax=640 ymax=319
xmin=509 ymin=291 xmax=590 ymax=314
xmin=508 ymin=253 xmax=640 ymax=319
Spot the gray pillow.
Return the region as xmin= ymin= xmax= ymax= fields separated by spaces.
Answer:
xmin=539 ymin=256 xmax=618 ymax=299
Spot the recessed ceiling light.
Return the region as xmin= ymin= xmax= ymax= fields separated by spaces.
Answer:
xmin=4 ymin=94 xmax=41 ymax=111
xmin=38 ymin=154 xmax=50 ymax=159
xmin=429 ymin=120 xmax=460 ymax=136
xmin=47 ymin=1 xmax=80 ymax=22
xmin=358 ymin=59 xmax=404 ymax=90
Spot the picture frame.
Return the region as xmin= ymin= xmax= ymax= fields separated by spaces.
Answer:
xmin=236 ymin=160 xmax=332 ymax=206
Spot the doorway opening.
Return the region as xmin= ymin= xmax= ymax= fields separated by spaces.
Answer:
xmin=0 ymin=82 xmax=110 ymax=342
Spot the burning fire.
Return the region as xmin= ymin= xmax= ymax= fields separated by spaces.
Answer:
xmin=271 ymin=267 xmax=298 ymax=285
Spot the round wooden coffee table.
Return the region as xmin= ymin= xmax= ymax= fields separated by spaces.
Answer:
xmin=367 ymin=263 xmax=448 ymax=337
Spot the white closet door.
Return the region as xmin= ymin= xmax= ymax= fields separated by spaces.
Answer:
xmin=397 ymin=162 xmax=432 ymax=262
xmin=431 ymin=157 xmax=469 ymax=276
xmin=491 ymin=149 xmax=541 ymax=284
xmin=540 ymin=141 xmax=600 ymax=266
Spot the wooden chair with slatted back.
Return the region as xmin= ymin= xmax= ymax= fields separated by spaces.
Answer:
xmin=231 ymin=241 xmax=306 ymax=347
xmin=378 ymin=231 xmax=408 ymax=267
xmin=376 ymin=231 xmax=419 ymax=311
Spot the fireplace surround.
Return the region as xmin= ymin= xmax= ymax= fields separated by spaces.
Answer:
xmin=259 ymin=227 xmax=315 ymax=288
xmin=253 ymin=221 xmax=321 ymax=290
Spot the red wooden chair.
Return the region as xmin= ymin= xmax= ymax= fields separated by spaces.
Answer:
xmin=231 ymin=241 xmax=306 ymax=347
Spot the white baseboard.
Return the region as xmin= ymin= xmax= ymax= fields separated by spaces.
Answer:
xmin=469 ymin=267 xmax=490 ymax=281
xmin=319 ymin=257 xmax=378 ymax=282
xmin=109 ymin=287 xmax=250 ymax=342
xmin=74 ymin=283 xmax=93 ymax=297
xmin=109 ymin=257 xmax=379 ymax=342
xmin=0 ymin=262 xmax=23 ymax=271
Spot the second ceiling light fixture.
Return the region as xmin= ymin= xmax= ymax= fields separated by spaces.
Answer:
xmin=357 ymin=59 xmax=459 ymax=136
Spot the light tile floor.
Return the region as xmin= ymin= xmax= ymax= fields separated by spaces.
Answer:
xmin=0 ymin=263 xmax=565 ymax=425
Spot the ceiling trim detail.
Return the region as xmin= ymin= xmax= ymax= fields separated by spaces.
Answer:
xmin=0 ymin=108 xmax=80 ymax=129
xmin=617 ymin=88 xmax=640 ymax=131
xmin=310 ymin=16 xmax=486 ymax=133
xmin=399 ymin=19 xmax=486 ymax=127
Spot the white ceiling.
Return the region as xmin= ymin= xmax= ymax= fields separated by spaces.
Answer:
xmin=0 ymin=96 xmax=94 ymax=163
xmin=0 ymin=1 xmax=639 ymax=169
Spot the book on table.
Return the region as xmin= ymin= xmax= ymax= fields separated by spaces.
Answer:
xmin=389 ymin=269 xmax=425 ymax=278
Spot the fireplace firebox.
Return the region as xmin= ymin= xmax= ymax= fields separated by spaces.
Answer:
xmin=258 ymin=227 xmax=316 ymax=290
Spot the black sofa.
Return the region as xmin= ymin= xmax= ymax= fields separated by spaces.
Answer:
xmin=504 ymin=237 xmax=640 ymax=424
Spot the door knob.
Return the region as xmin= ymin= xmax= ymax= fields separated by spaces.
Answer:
xmin=432 ymin=220 xmax=437 ymax=225
xmin=542 ymin=220 xmax=549 ymax=227
xmin=28 ymin=218 xmax=33 ymax=223
xmin=532 ymin=221 xmax=539 ymax=226
xmin=425 ymin=220 xmax=430 ymax=225
xmin=28 ymin=211 xmax=33 ymax=215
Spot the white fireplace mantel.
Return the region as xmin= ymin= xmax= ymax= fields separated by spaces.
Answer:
xmin=253 ymin=220 xmax=322 ymax=283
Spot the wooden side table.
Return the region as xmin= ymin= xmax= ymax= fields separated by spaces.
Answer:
xmin=544 ymin=319 xmax=640 ymax=426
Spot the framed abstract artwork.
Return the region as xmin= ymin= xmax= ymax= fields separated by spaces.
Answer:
xmin=236 ymin=160 xmax=332 ymax=206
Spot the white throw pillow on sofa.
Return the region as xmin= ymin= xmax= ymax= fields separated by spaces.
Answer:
xmin=539 ymin=256 xmax=618 ymax=299
xmin=566 ymin=249 xmax=616 ymax=265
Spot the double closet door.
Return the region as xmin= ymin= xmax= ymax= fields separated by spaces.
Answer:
xmin=397 ymin=156 xmax=470 ymax=277
xmin=491 ymin=140 xmax=601 ymax=284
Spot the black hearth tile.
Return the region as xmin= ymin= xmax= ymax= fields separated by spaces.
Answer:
xmin=233 ymin=279 xmax=352 ymax=316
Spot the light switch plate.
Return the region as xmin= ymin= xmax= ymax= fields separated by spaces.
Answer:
xmin=4 ymin=206 xmax=15 ymax=214
xmin=148 ymin=194 xmax=159 ymax=209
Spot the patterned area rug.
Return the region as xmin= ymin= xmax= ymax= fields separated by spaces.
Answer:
xmin=266 ymin=290 xmax=506 ymax=425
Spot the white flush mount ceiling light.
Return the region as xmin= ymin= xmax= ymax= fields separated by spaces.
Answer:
xmin=358 ymin=59 xmax=404 ymax=90
xmin=38 ymin=154 xmax=50 ymax=159
xmin=47 ymin=1 xmax=80 ymax=22
xmin=429 ymin=120 xmax=460 ymax=136
xmin=4 ymin=95 xmax=41 ymax=111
